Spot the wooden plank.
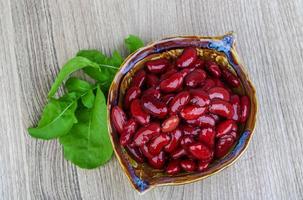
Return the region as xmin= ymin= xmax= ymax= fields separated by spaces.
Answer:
xmin=1 ymin=0 xmax=302 ymax=199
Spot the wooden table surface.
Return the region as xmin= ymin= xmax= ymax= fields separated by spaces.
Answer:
xmin=1 ymin=0 xmax=303 ymax=199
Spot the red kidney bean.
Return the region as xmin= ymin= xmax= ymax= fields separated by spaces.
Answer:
xmin=166 ymin=160 xmax=181 ymax=175
xmin=171 ymin=148 xmax=187 ymax=159
xmin=169 ymin=91 xmax=190 ymax=114
xmin=191 ymin=59 xmax=205 ymax=69
xmin=205 ymin=62 xmax=222 ymax=78
xmin=130 ymin=99 xmax=150 ymax=125
xmin=124 ymin=86 xmax=141 ymax=109
xmin=189 ymin=89 xmax=210 ymax=107
xmin=125 ymin=145 xmax=145 ymax=163
xmin=182 ymin=125 xmax=200 ymax=136
xmin=209 ymin=113 xmax=220 ymax=123
xmin=209 ymin=99 xmax=234 ymax=119
xmin=164 ymin=129 xmax=183 ymax=153
xmin=215 ymin=134 xmax=235 ymax=158
xmin=230 ymin=94 xmax=241 ymax=121
xmin=146 ymin=58 xmax=169 ymax=73
xmin=198 ymin=128 xmax=215 ymax=149
xmin=160 ymin=72 xmax=184 ymax=93
xmin=201 ymin=78 xmax=216 ymax=91
xmin=231 ymin=122 xmax=238 ymax=132
xmin=221 ymin=69 xmax=240 ymax=87
xmin=131 ymin=69 xmax=146 ymax=88
xmin=162 ymin=94 xmax=175 ymax=105
xmin=180 ymin=105 xmax=206 ymax=120
xmin=216 ymin=119 xmax=235 ymax=138
xmin=161 ymin=115 xmax=180 ymax=132
xmin=180 ymin=68 xmax=191 ymax=78
xmin=141 ymin=95 xmax=168 ymax=118
xmin=184 ymin=69 xmax=207 ymax=88
xmin=188 ymin=143 xmax=213 ymax=161
xmin=176 ymin=47 xmax=197 ymax=68
xmin=160 ymin=69 xmax=178 ymax=81
xmin=119 ymin=119 xmax=138 ymax=146
xmin=148 ymin=134 xmax=171 ymax=155
xmin=180 ymin=135 xmax=195 ymax=149
xmin=180 ymin=159 xmax=197 ymax=172
xmin=240 ymin=95 xmax=250 ymax=123
xmin=196 ymin=114 xmax=216 ymax=127
xmin=214 ymin=78 xmax=225 ymax=87
xmin=229 ymin=131 xmax=238 ymax=140
xmin=208 ymin=87 xmax=230 ymax=101
xmin=142 ymin=87 xmax=161 ymax=99
xmin=148 ymin=151 xmax=166 ymax=169
xmin=197 ymin=161 xmax=210 ymax=172
xmin=111 ymin=106 xmax=127 ymax=134
xmin=133 ymin=123 xmax=160 ymax=146
xmin=146 ymin=74 xmax=159 ymax=88
xmin=140 ymin=144 xmax=153 ymax=159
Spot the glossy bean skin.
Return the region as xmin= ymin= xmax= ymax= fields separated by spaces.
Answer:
xmin=180 ymin=105 xmax=206 ymax=120
xmin=215 ymin=134 xmax=235 ymax=158
xmin=240 ymin=95 xmax=250 ymax=123
xmin=187 ymin=114 xmax=216 ymax=128
xmin=171 ymin=148 xmax=187 ymax=159
xmin=162 ymin=94 xmax=175 ymax=105
xmin=209 ymin=99 xmax=234 ymax=119
xmin=119 ymin=119 xmax=138 ymax=146
xmin=208 ymin=87 xmax=230 ymax=101
xmin=160 ymin=69 xmax=178 ymax=81
xmin=191 ymin=59 xmax=205 ymax=69
xmin=161 ymin=115 xmax=180 ymax=132
xmin=164 ymin=129 xmax=183 ymax=153
xmin=198 ymin=128 xmax=216 ymax=148
xmin=124 ymin=86 xmax=141 ymax=109
xmin=201 ymin=78 xmax=216 ymax=91
xmin=140 ymin=144 xmax=153 ymax=159
xmin=141 ymin=95 xmax=168 ymax=118
xmin=160 ymin=72 xmax=184 ymax=93
xmin=131 ymin=69 xmax=146 ymax=88
xmin=111 ymin=106 xmax=127 ymax=134
xmin=188 ymin=143 xmax=213 ymax=161
xmin=222 ymin=69 xmax=240 ymax=87
xmin=176 ymin=47 xmax=197 ymax=68
xmin=169 ymin=91 xmax=190 ymax=114
xmin=148 ymin=151 xmax=166 ymax=169
xmin=205 ymin=62 xmax=222 ymax=78
xmin=180 ymin=135 xmax=195 ymax=149
xmin=142 ymin=87 xmax=161 ymax=99
xmin=184 ymin=69 xmax=207 ymax=88
xmin=182 ymin=125 xmax=200 ymax=136
xmin=189 ymin=89 xmax=210 ymax=107
xmin=133 ymin=123 xmax=160 ymax=146
xmin=146 ymin=58 xmax=169 ymax=73
xmin=230 ymin=95 xmax=241 ymax=121
xmin=197 ymin=161 xmax=210 ymax=172
xmin=125 ymin=145 xmax=145 ymax=163
xmin=180 ymin=159 xmax=197 ymax=172
xmin=166 ymin=160 xmax=181 ymax=175
xmin=146 ymin=74 xmax=159 ymax=88
xmin=210 ymin=113 xmax=221 ymax=123
xmin=148 ymin=134 xmax=171 ymax=155
xmin=216 ymin=119 xmax=235 ymax=138
xmin=130 ymin=99 xmax=150 ymax=125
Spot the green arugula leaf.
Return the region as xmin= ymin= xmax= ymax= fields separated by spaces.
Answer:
xmin=77 ymin=50 xmax=122 ymax=93
xmin=59 ymin=87 xmax=113 ymax=169
xmin=124 ymin=35 xmax=144 ymax=53
xmin=28 ymin=93 xmax=78 ymax=140
xmin=81 ymin=89 xmax=95 ymax=108
xmin=65 ymin=77 xmax=92 ymax=94
xmin=48 ymin=56 xmax=100 ymax=98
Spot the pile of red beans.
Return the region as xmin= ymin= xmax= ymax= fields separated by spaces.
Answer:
xmin=111 ymin=47 xmax=250 ymax=175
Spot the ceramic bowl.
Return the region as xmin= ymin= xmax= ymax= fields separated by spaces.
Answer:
xmin=107 ymin=33 xmax=258 ymax=193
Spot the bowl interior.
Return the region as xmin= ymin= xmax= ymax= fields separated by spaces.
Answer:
xmin=107 ymin=34 xmax=257 ymax=193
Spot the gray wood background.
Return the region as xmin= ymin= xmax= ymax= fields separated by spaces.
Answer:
xmin=1 ymin=0 xmax=303 ymax=199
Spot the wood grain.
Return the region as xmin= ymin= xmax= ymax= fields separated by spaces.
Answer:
xmin=1 ymin=0 xmax=303 ymax=199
